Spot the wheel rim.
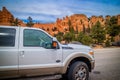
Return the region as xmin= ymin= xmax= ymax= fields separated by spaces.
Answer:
xmin=74 ymin=66 xmax=87 ymax=80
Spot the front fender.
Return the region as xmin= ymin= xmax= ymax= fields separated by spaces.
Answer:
xmin=61 ymin=52 xmax=94 ymax=73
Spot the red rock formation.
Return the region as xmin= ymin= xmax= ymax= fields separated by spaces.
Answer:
xmin=90 ymin=15 xmax=105 ymax=27
xmin=54 ymin=14 xmax=89 ymax=34
xmin=33 ymin=23 xmax=55 ymax=35
xmin=0 ymin=7 xmax=14 ymax=25
xmin=18 ymin=19 xmax=26 ymax=27
xmin=0 ymin=7 xmax=120 ymax=41
xmin=0 ymin=7 xmax=26 ymax=26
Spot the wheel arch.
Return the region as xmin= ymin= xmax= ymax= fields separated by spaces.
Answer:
xmin=68 ymin=57 xmax=92 ymax=72
xmin=62 ymin=55 xmax=92 ymax=74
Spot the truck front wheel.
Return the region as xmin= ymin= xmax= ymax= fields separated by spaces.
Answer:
xmin=68 ymin=61 xmax=89 ymax=80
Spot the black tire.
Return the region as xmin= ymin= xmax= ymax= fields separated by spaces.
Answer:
xmin=67 ymin=61 xmax=89 ymax=80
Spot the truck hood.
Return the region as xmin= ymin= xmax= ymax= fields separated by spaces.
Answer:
xmin=61 ymin=44 xmax=91 ymax=50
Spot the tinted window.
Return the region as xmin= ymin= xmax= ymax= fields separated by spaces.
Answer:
xmin=24 ymin=29 xmax=52 ymax=49
xmin=0 ymin=28 xmax=16 ymax=47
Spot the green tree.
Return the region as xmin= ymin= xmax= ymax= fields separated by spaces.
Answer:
xmin=10 ymin=18 xmax=20 ymax=26
xmin=110 ymin=16 xmax=117 ymax=25
xmin=86 ymin=26 xmax=91 ymax=33
xmin=83 ymin=24 xmax=86 ymax=33
xmin=106 ymin=16 xmax=120 ymax=41
xmin=77 ymin=32 xmax=84 ymax=42
xmin=91 ymin=21 xmax=106 ymax=44
xmin=75 ymin=25 xmax=78 ymax=34
xmin=63 ymin=32 xmax=75 ymax=43
xmin=64 ymin=19 xmax=75 ymax=43
xmin=77 ymin=32 xmax=92 ymax=45
xmin=81 ymin=35 xmax=93 ymax=45
xmin=55 ymin=32 xmax=64 ymax=42
xmin=68 ymin=19 xmax=72 ymax=30
xmin=68 ymin=19 xmax=75 ymax=33
xmin=107 ymin=25 xmax=120 ymax=37
xmin=26 ymin=16 xmax=34 ymax=27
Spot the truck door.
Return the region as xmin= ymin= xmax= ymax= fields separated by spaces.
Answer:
xmin=19 ymin=28 xmax=62 ymax=76
xmin=0 ymin=27 xmax=19 ymax=78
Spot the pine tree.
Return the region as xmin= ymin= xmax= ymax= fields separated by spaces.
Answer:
xmin=91 ymin=21 xmax=106 ymax=44
xmin=10 ymin=18 xmax=20 ymax=26
xmin=26 ymin=16 xmax=34 ymax=27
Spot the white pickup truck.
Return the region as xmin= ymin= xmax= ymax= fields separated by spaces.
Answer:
xmin=0 ymin=26 xmax=95 ymax=80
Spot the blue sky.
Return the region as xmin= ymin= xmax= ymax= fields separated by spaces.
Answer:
xmin=0 ymin=0 xmax=120 ymax=23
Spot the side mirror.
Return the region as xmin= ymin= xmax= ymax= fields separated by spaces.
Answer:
xmin=52 ymin=37 xmax=59 ymax=49
xmin=52 ymin=41 xmax=58 ymax=49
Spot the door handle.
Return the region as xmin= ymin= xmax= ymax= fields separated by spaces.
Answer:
xmin=20 ymin=51 xmax=25 ymax=57
xmin=56 ymin=60 xmax=61 ymax=63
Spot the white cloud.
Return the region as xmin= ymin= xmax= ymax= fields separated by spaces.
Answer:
xmin=1 ymin=0 xmax=120 ymax=22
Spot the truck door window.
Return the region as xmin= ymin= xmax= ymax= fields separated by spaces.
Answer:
xmin=0 ymin=28 xmax=16 ymax=47
xmin=24 ymin=29 xmax=52 ymax=49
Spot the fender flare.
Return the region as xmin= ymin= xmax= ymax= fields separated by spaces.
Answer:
xmin=61 ymin=52 xmax=93 ymax=73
